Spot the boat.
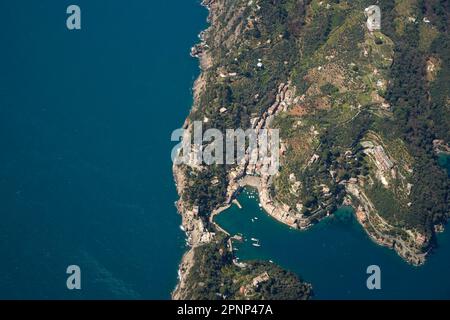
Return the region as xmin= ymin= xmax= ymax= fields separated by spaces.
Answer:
xmin=252 ymin=243 xmax=261 ymax=247
xmin=251 ymin=238 xmax=259 ymax=242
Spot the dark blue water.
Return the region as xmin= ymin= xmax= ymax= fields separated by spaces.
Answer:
xmin=0 ymin=0 xmax=205 ymax=299
xmin=216 ymin=188 xmax=450 ymax=299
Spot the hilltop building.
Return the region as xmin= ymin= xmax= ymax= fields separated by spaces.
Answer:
xmin=365 ymin=5 xmax=381 ymax=32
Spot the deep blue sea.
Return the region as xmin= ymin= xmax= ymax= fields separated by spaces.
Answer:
xmin=0 ymin=0 xmax=206 ymax=299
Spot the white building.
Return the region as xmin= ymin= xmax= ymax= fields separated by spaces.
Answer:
xmin=365 ymin=5 xmax=381 ymax=32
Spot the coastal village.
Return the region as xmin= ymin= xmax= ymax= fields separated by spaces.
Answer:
xmin=173 ymin=0 xmax=450 ymax=299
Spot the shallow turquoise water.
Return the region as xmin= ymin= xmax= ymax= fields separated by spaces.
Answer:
xmin=216 ymin=188 xmax=450 ymax=299
xmin=0 ymin=0 xmax=205 ymax=299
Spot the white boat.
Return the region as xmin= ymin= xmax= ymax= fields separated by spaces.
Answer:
xmin=252 ymin=243 xmax=261 ymax=247
xmin=251 ymin=238 xmax=259 ymax=242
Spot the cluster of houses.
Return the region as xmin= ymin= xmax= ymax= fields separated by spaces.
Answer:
xmin=365 ymin=5 xmax=381 ymax=32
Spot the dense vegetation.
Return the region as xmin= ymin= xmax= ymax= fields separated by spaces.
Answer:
xmin=185 ymin=235 xmax=312 ymax=300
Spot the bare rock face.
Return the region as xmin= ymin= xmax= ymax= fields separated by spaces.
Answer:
xmin=365 ymin=5 xmax=381 ymax=32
